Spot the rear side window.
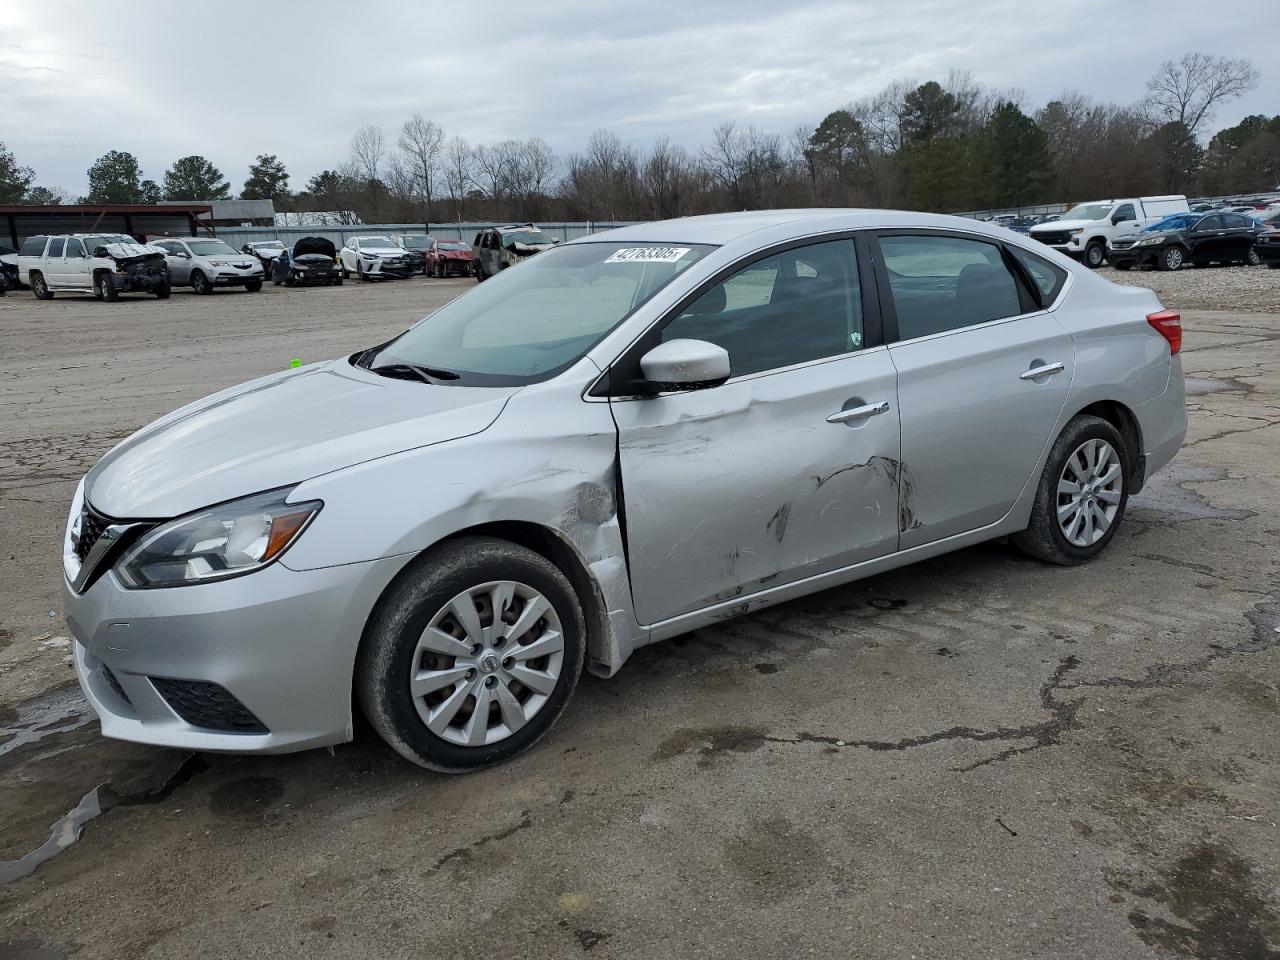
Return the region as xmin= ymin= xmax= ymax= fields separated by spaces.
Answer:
xmin=65 ymin=239 xmax=85 ymax=258
xmin=47 ymin=238 xmax=65 ymax=258
xmin=1223 ymin=214 xmax=1254 ymax=229
xmin=1008 ymin=245 xmax=1068 ymax=305
xmin=19 ymin=236 xmax=47 ymax=256
xmin=877 ymin=234 xmax=1023 ymax=340
xmin=662 ymin=238 xmax=863 ymax=377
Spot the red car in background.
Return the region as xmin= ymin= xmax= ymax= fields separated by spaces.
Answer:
xmin=426 ymin=238 xmax=474 ymax=278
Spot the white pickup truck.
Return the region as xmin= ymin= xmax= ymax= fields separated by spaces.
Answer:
xmin=1028 ymin=195 xmax=1189 ymax=268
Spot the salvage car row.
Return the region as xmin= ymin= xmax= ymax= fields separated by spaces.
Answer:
xmin=5 ymin=225 xmax=556 ymax=300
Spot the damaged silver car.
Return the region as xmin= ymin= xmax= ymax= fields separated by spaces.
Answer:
xmin=63 ymin=210 xmax=1186 ymax=772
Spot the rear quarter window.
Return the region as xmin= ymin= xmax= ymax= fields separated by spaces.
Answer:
xmin=1008 ymin=245 xmax=1068 ymax=305
xmin=20 ymin=236 xmax=47 ymax=256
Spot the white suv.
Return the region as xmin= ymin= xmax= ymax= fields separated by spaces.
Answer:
xmin=17 ymin=234 xmax=171 ymax=300
xmin=338 ymin=236 xmax=415 ymax=280
xmin=150 ymin=237 xmax=265 ymax=294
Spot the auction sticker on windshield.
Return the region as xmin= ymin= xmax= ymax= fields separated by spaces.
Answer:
xmin=603 ymin=247 xmax=692 ymax=264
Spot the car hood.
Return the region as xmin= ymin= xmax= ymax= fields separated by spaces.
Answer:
xmin=84 ymin=359 xmax=517 ymax=519
xmin=291 ymin=236 xmax=336 ymax=259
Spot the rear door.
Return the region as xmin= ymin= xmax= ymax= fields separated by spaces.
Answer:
xmin=1221 ymin=213 xmax=1257 ymax=261
xmin=43 ymin=238 xmax=67 ymax=286
xmin=610 ymin=236 xmax=901 ymax=625
xmin=872 ymin=231 xmax=1076 ymax=548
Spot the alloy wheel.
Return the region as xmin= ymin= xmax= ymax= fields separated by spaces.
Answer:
xmin=1056 ymin=438 xmax=1123 ymax=547
xmin=409 ymin=580 xmax=565 ymax=747
xmin=1165 ymin=247 xmax=1183 ymax=270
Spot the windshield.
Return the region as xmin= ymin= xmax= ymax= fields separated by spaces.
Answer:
xmin=400 ymin=236 xmax=430 ymax=250
xmin=253 ymin=242 xmax=285 ymax=252
xmin=362 ymin=242 xmax=713 ymax=385
xmin=187 ymin=240 xmax=240 ymax=257
xmin=359 ymin=237 xmax=395 ymax=247
xmin=1060 ymin=203 xmax=1114 ymax=221
xmin=438 ymin=240 xmax=470 ymax=250
xmin=500 ymin=229 xmax=553 ymax=247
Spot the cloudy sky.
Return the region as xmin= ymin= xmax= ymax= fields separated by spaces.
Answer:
xmin=3 ymin=0 xmax=1274 ymax=196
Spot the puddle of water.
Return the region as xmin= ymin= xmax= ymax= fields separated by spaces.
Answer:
xmin=0 ymin=686 xmax=93 ymax=759
xmin=0 ymin=753 xmax=208 ymax=884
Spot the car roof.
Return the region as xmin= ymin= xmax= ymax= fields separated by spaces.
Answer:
xmin=567 ymin=209 xmax=1028 ymax=247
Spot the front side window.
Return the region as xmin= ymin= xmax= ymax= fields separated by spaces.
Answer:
xmin=878 ymin=234 xmax=1023 ymax=340
xmin=47 ymin=238 xmax=65 ymax=258
xmin=1113 ymin=204 xmax=1136 ymax=221
xmin=364 ymin=241 xmax=713 ymax=385
xmin=662 ymin=238 xmax=863 ymax=378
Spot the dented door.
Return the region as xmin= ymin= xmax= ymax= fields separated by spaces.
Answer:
xmin=612 ymin=350 xmax=901 ymax=625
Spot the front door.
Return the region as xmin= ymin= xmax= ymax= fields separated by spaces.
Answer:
xmin=611 ymin=237 xmax=901 ymax=625
xmin=161 ymin=241 xmax=192 ymax=284
xmin=873 ymin=231 xmax=1076 ymax=548
xmin=1188 ymin=215 xmax=1222 ymax=264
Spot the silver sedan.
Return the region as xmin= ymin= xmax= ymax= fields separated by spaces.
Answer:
xmin=62 ymin=210 xmax=1186 ymax=772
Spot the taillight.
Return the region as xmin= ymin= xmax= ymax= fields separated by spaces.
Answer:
xmin=1147 ymin=310 xmax=1181 ymax=355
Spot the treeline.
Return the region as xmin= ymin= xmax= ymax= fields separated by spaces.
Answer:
xmin=0 ymin=53 xmax=1270 ymax=222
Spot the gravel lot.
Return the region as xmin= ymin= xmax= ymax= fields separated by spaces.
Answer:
xmin=1 ymin=270 xmax=1279 ymax=959
xmin=1102 ymin=261 xmax=1280 ymax=312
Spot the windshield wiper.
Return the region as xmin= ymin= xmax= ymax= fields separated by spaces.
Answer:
xmin=369 ymin=361 xmax=460 ymax=383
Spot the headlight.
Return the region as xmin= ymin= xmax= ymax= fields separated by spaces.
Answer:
xmin=116 ymin=488 xmax=322 ymax=589
xmin=1067 ymin=229 xmax=1083 ymax=237
xmin=1136 ymin=237 xmax=1161 ymax=246
xmin=208 ymin=259 xmax=229 ymax=267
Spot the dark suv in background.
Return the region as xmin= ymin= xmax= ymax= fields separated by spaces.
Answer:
xmin=1107 ymin=212 xmax=1262 ymax=271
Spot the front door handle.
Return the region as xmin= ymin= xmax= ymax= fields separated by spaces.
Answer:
xmin=827 ymin=400 xmax=890 ymax=424
xmin=1020 ymin=361 xmax=1065 ymax=380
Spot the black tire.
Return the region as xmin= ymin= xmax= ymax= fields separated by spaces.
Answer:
xmin=358 ymin=262 xmax=369 ymax=282
xmin=1012 ymin=414 xmax=1129 ymax=566
xmin=475 ymin=262 xmax=486 ymax=282
xmin=273 ymin=274 xmax=281 ymax=286
xmin=31 ymin=272 xmax=53 ymax=300
xmin=245 ymin=280 xmax=263 ymax=292
xmin=94 ymin=271 xmax=118 ymax=301
xmin=1083 ymin=241 xmax=1105 ymax=268
xmin=341 ymin=262 xmax=350 ymax=279
xmin=1111 ymin=261 xmax=1132 ymax=271
xmin=153 ymin=279 xmax=171 ymax=299
xmin=335 ymin=274 xmax=344 ymax=285
xmin=1247 ymin=247 xmax=1261 ymax=267
xmin=191 ymin=270 xmax=211 ymax=294
xmin=1157 ymin=246 xmax=1184 ymax=271
xmin=357 ymin=536 xmax=586 ymax=773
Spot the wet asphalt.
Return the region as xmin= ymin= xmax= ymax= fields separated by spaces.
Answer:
xmin=1 ymin=274 xmax=1279 ymax=959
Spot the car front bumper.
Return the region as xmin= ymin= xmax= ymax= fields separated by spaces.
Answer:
xmin=363 ymin=259 xmax=414 ymax=278
xmin=1255 ymin=241 xmax=1280 ymax=265
xmin=66 ymin=554 xmax=411 ymax=753
xmin=211 ymin=270 xmax=264 ymax=286
xmin=1106 ymin=245 xmax=1161 ymax=268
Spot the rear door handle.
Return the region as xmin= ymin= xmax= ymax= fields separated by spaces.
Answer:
xmin=827 ymin=401 xmax=890 ymax=424
xmin=1020 ymin=361 xmax=1065 ymax=380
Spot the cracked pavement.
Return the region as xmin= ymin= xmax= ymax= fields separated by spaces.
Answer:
xmin=1 ymin=274 xmax=1279 ymax=959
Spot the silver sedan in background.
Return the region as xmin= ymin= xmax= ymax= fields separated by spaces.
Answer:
xmin=62 ymin=210 xmax=1186 ymax=772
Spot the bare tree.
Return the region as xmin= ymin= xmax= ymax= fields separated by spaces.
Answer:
xmin=350 ymin=125 xmax=385 ymax=182
xmin=442 ymin=136 xmax=472 ymax=222
xmin=1140 ymin=53 xmax=1260 ymax=138
xmin=398 ymin=114 xmax=445 ymax=222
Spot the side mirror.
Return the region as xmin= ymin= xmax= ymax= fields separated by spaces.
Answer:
xmin=639 ymin=339 xmax=730 ymax=391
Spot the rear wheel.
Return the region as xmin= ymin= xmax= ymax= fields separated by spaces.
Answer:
xmin=1157 ymin=246 xmax=1184 ymax=271
xmin=1083 ymin=241 xmax=1105 ymax=268
xmin=191 ymin=270 xmax=211 ymax=294
xmin=31 ymin=272 xmax=53 ymax=299
xmin=1013 ymin=414 xmax=1128 ymax=565
xmin=357 ymin=536 xmax=585 ymax=773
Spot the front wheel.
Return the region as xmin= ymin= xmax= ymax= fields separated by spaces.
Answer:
xmin=94 ymin=272 xmax=118 ymax=301
xmin=1247 ymin=247 xmax=1261 ymax=267
xmin=245 ymin=280 xmax=263 ymax=292
xmin=1111 ymin=261 xmax=1131 ymax=271
xmin=1012 ymin=415 xmax=1128 ymax=566
xmin=1083 ymin=242 xmax=1105 ymax=268
xmin=357 ymin=536 xmax=586 ymax=773
xmin=1157 ymin=246 xmax=1184 ymax=271
xmin=191 ymin=270 xmax=211 ymax=294
xmin=31 ymin=272 xmax=53 ymax=300
xmin=153 ymin=279 xmax=171 ymax=299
